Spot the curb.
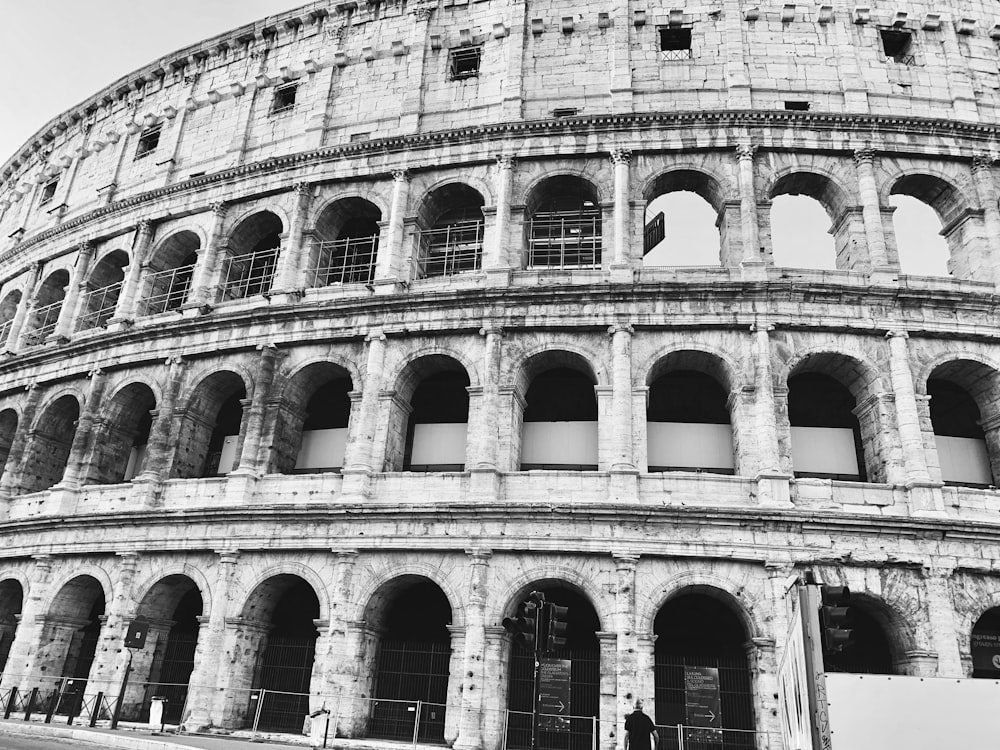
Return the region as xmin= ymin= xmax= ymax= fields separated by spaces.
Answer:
xmin=0 ymin=720 xmax=181 ymax=749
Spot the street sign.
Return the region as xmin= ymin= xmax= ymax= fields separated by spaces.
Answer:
xmin=538 ymin=658 xmax=571 ymax=731
xmin=971 ymin=631 xmax=1000 ymax=673
xmin=685 ymin=666 xmax=722 ymax=743
xmin=124 ymin=618 xmax=149 ymax=649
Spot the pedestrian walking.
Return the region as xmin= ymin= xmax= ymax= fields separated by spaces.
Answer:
xmin=624 ymin=698 xmax=658 ymax=750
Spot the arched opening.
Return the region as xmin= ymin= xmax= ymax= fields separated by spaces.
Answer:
xmin=769 ymin=173 xmax=850 ymax=271
xmin=505 ymin=585 xmax=600 ymax=750
xmin=888 ymin=194 xmax=949 ymax=276
xmin=654 ymin=592 xmax=755 ymax=739
xmin=642 ymin=171 xmax=724 ymax=267
xmin=788 ymin=373 xmax=866 ymax=481
xmin=0 ymin=409 xmax=18 ymax=484
xmin=272 ymin=363 xmax=354 ymax=474
xmin=526 ymin=176 xmax=602 ymax=269
xmin=404 ymin=371 xmax=470 ymax=471
xmin=141 ymin=231 xmax=200 ymax=316
xmin=237 ymin=575 xmax=320 ymax=733
xmin=971 ymin=607 xmax=1000 ymax=678
xmin=39 ymin=576 xmax=105 ymax=704
xmin=20 ymin=395 xmax=79 ymax=494
xmin=0 ymin=580 xmax=23 ymax=676
xmin=77 ymin=250 xmax=128 ymax=330
xmin=822 ymin=599 xmax=893 ymax=675
xmin=647 ymin=365 xmax=733 ymax=474
xmin=365 ymin=577 xmax=453 ymax=742
xmin=125 ymin=576 xmax=203 ymax=723
xmin=24 ymin=270 xmax=69 ymax=345
xmin=890 ymin=174 xmax=972 ymax=279
xmin=220 ymin=212 xmax=282 ymax=301
xmin=521 ymin=357 xmax=598 ymax=471
xmin=415 ymin=184 xmax=486 ymax=278
xmin=171 ymin=372 xmax=246 ymax=479
xmin=85 ymin=383 xmax=156 ymax=485
xmin=0 ymin=291 xmax=22 ymax=347
xmin=311 ymin=197 xmax=381 ymax=286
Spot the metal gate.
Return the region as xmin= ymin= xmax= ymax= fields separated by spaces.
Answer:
xmin=506 ymin=649 xmax=600 ymax=750
xmin=252 ymin=635 xmax=316 ymax=733
xmin=368 ymin=640 xmax=450 ymax=743
xmin=150 ymin=632 xmax=198 ymax=723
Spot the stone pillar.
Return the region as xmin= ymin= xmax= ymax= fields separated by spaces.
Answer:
xmin=0 ymin=556 xmax=52 ymax=688
xmin=917 ymin=567 xmax=963 ymax=678
xmin=272 ymin=183 xmax=314 ymax=293
xmin=314 ymin=550 xmax=358 ymax=707
xmin=634 ymin=635 xmax=656 ymax=721
xmin=232 ymin=344 xmax=280 ymax=477
xmin=469 ymin=326 xmax=502 ymax=498
xmin=183 ymin=551 xmax=239 ymax=731
xmin=341 ymin=332 xmax=387 ymax=496
xmin=4 ymin=263 xmax=42 ymax=353
xmin=445 ymin=624 xmax=467 ymax=745
xmin=745 ymin=637 xmax=779 ymax=745
xmin=972 ymin=155 xmax=1000 ymax=285
xmin=610 ymin=149 xmax=632 ymax=270
xmin=613 ymin=555 xmax=639 ymax=738
xmin=58 ymin=368 xmax=108 ymax=490
xmin=455 ymin=550 xmax=491 ymax=750
xmin=482 ymin=626 xmax=508 ymax=750
xmin=486 ymin=156 xmax=514 ymax=282
xmin=109 ymin=219 xmax=155 ymax=326
xmin=0 ymin=384 xmax=43 ymax=507
xmin=339 ymin=621 xmax=383 ymax=737
xmin=853 ymin=149 xmax=890 ymax=269
xmin=374 ymin=170 xmax=410 ymax=288
xmin=608 ymin=325 xmax=635 ymax=470
xmin=597 ymin=631 xmax=618 ymax=750
xmin=736 ymin=144 xmax=762 ymax=266
xmin=52 ymin=241 xmax=96 ymax=340
xmin=133 ymin=356 xmax=187 ymax=503
xmin=86 ymin=552 xmax=140 ymax=696
xmin=186 ymin=202 xmax=228 ymax=309
xmin=751 ymin=324 xmax=791 ymax=506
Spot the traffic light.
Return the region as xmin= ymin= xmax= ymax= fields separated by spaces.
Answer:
xmin=545 ymin=603 xmax=569 ymax=653
xmin=819 ymin=585 xmax=854 ymax=654
xmin=503 ymin=598 xmax=543 ymax=650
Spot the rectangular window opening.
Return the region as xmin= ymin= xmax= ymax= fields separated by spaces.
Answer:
xmin=552 ymin=107 xmax=579 ymax=118
xmin=270 ymin=83 xmax=298 ymax=114
xmin=449 ymin=46 xmax=482 ymax=80
xmin=784 ymin=100 xmax=810 ymax=111
xmin=134 ymin=125 xmax=162 ymax=160
xmin=39 ymin=178 xmax=58 ymax=207
xmin=880 ymin=28 xmax=914 ymax=63
xmin=659 ymin=27 xmax=692 ymax=60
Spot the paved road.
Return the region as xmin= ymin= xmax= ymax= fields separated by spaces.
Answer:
xmin=0 ymin=737 xmax=84 ymax=749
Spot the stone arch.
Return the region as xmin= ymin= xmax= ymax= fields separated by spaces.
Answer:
xmin=641 ymin=168 xmax=728 ymax=267
xmin=836 ymin=590 xmax=913 ymax=674
xmin=142 ymin=229 xmax=201 ymax=315
xmin=638 ymin=574 xmax=762 ymax=639
xmin=523 ymin=173 xmax=604 ymax=270
xmin=498 ymin=566 xmax=610 ymax=631
xmin=307 ymin=195 xmax=382 ymax=287
xmin=0 ymin=289 xmax=21 ymax=346
xmin=131 ymin=565 xmax=213 ymax=621
xmin=309 ymin=189 xmax=390 ymax=230
xmin=223 ymin=206 xmax=290 ymax=243
xmin=415 ymin=173 xmax=495 ymax=212
xmin=641 ymin=167 xmax=729 ymax=211
xmin=38 ymin=573 xmax=108 ymax=689
xmin=235 ymin=563 xmax=330 ymax=624
xmin=887 ymin=170 xmax=973 ymax=227
xmin=389 ymin=348 xmax=481 ymax=399
xmin=24 ymin=269 xmax=70 ymax=344
xmin=171 ymin=368 xmax=252 ymax=479
xmin=642 ymin=347 xmax=740 ymax=393
xmin=768 ymin=170 xmax=852 ymax=270
xmin=780 ymin=348 xmax=884 ymax=400
xmin=0 ymin=577 xmax=24 ymax=675
xmin=520 ymin=168 xmax=610 ymax=209
xmin=0 ymin=408 xmax=19 ymax=483
xmin=221 ymin=210 xmax=284 ymax=301
xmin=45 ymin=566 xmax=114 ymax=612
xmin=20 ymin=392 xmax=81 ymax=494
xmin=354 ymin=561 xmax=465 ymax=628
xmin=413 ymin=182 xmax=487 ymax=279
xmin=85 ymin=381 xmax=158 ymax=485
xmin=511 ymin=344 xmax=606 ymax=397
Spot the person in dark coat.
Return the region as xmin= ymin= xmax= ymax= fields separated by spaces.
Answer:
xmin=623 ymin=699 xmax=658 ymax=750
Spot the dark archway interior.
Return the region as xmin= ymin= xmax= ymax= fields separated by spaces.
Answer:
xmin=524 ymin=368 xmax=597 ymax=422
xmin=0 ymin=580 xmax=23 ymax=675
xmin=404 ymin=371 xmax=470 ymax=471
xmin=648 ymin=371 xmax=730 ymax=423
xmin=55 ymin=579 xmax=106 ymax=695
xmin=144 ymin=581 xmax=203 ymax=723
xmin=788 ymin=373 xmax=866 ymax=481
xmin=0 ymin=409 xmax=18 ymax=484
xmin=654 ymin=594 xmax=754 ymax=732
xmin=507 ymin=586 xmax=600 ymax=750
xmin=204 ymin=390 xmax=246 ymax=477
xmin=928 ymin=379 xmax=983 ymax=437
xmin=647 ymin=371 xmax=733 ymax=474
xmin=22 ymin=396 xmax=79 ymax=494
xmin=971 ymin=607 xmax=1000 ymax=679
xmin=303 ymin=379 xmax=352 ymax=430
xmin=822 ymin=603 xmax=893 ymax=675
xmin=313 ymin=199 xmax=381 ymax=286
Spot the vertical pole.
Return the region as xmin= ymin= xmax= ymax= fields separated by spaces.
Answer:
xmin=251 ymin=688 xmax=266 ymax=739
xmin=25 ymin=687 xmax=38 ymax=720
xmin=531 ymin=655 xmax=541 ymax=750
xmin=676 ymin=724 xmax=683 ymax=750
xmin=591 ymin=715 xmax=597 ymax=750
xmin=4 ymin=686 xmax=16 ymax=719
xmin=44 ymin=679 xmax=62 ymax=722
xmin=413 ymin=700 xmax=423 ymax=747
xmin=90 ymin=692 xmax=103 ymax=726
xmin=800 ymin=584 xmax=832 ymax=750
xmin=111 ymin=650 xmax=133 ymax=729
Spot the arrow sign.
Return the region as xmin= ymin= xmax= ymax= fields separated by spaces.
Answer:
xmin=538 ymin=658 xmax=571 ymax=732
xmin=685 ymin=666 xmax=723 ymax=743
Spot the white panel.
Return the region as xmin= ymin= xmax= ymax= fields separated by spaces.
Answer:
xmin=826 ymin=673 xmax=1000 ymax=750
xmin=410 ymin=423 xmax=467 ymax=466
xmin=123 ymin=444 xmax=147 ymax=481
xmin=647 ymin=422 xmax=734 ymax=470
xmin=790 ymin=426 xmax=859 ymax=475
xmin=522 ymin=422 xmax=598 ymax=465
xmin=935 ymin=435 xmax=992 ymax=485
xmin=294 ymin=427 xmax=348 ymax=471
xmin=216 ymin=435 xmax=239 ymax=475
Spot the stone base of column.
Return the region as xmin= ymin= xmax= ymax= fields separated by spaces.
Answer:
xmin=844 ymin=89 xmax=870 ymax=112
xmin=49 ymin=485 xmax=81 ymax=515
xmin=130 ymin=475 xmax=164 ymax=508
xmin=44 ymin=333 xmax=70 ymax=346
xmin=372 ymin=278 xmax=403 ymax=295
xmin=484 ymin=268 xmax=512 ymax=287
xmin=267 ymin=288 xmax=305 ymax=305
xmin=608 ymin=468 xmax=639 ymax=503
xmin=755 ymin=472 xmax=793 ymax=507
xmin=608 ymin=264 xmax=634 ymax=284
xmin=340 ymin=467 xmax=375 ymax=500
xmin=105 ymin=316 xmax=134 ymax=332
xmin=908 ymin=481 xmax=946 ymax=515
xmin=739 ymin=258 xmax=767 ymax=281
xmin=896 ymin=649 xmax=939 ymax=677
xmin=610 ymin=87 xmax=634 ymax=112
xmin=469 ymin=467 xmax=500 ymax=500
xmin=224 ymin=470 xmax=260 ymax=504
xmin=181 ymin=301 xmax=214 ymax=318
xmin=868 ymin=266 xmax=899 ymax=287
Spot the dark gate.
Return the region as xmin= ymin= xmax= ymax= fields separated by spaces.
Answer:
xmin=367 ymin=640 xmax=450 ymax=743
xmin=253 ymin=635 xmax=316 ymax=733
xmin=151 ymin=632 xmax=198 ymax=723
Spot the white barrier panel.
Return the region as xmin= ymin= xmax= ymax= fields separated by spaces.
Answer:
xmin=647 ymin=422 xmax=734 ymax=470
xmin=790 ymin=426 xmax=858 ymax=475
xmin=295 ymin=427 xmax=348 ymax=471
xmin=410 ymin=423 xmax=468 ymax=466
xmin=935 ymin=435 xmax=992 ymax=485
xmin=826 ymin=673 xmax=1000 ymax=750
xmin=522 ymin=422 xmax=598 ymax=466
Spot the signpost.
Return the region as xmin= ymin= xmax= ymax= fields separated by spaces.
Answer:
xmin=684 ymin=666 xmax=722 ymax=743
xmin=538 ymin=658 xmax=571 ymax=731
xmin=111 ymin=617 xmax=149 ymax=729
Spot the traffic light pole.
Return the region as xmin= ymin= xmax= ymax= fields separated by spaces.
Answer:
xmin=799 ymin=584 xmax=833 ymax=750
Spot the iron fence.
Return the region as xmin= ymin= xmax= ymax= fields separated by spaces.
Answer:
xmin=415 ymin=221 xmax=484 ymax=279
xmin=504 ymin=709 xmax=598 ymax=750
xmin=0 ymin=319 xmax=12 ymax=348
xmin=140 ymin=264 xmax=195 ymax=316
xmin=77 ymin=282 xmax=122 ymax=330
xmin=528 ymin=213 xmax=602 ymax=269
xmin=308 ymin=237 xmax=378 ymax=286
xmin=656 ymin=724 xmax=762 ymax=750
xmin=218 ymin=247 xmax=278 ymax=301
xmin=23 ymin=300 xmax=62 ymax=345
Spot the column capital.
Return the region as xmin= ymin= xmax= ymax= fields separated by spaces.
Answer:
xmin=853 ymin=147 xmax=877 ymax=166
xmin=77 ymin=240 xmax=96 ymax=258
xmin=972 ymin=154 xmax=997 ymax=173
xmin=215 ymin=550 xmax=240 ymax=565
xmin=465 ymin=548 xmax=493 ymax=562
xmin=165 ymin=354 xmax=185 ymax=367
xmin=613 ymin=553 xmax=639 ymax=569
xmin=749 ymin=322 xmax=775 ymax=333
xmin=392 ymin=168 xmax=411 ymax=183
xmin=334 ymin=548 xmax=360 ymax=559
xmin=735 ymin=143 xmax=757 ymax=161
xmin=293 ymin=181 xmax=313 ymax=197
xmin=136 ymin=218 xmax=154 ymax=235
xmin=210 ymin=200 xmax=227 ymax=217
xmin=496 ymin=154 xmax=515 ymax=170
xmin=609 ymin=147 xmax=632 ymax=165
xmin=366 ymin=330 xmax=386 ymax=343
xmin=885 ymin=329 xmax=910 ymax=340
xmin=608 ymin=323 xmax=634 ymax=337
xmin=88 ymin=367 xmax=104 ymax=379
xmin=479 ymin=325 xmax=504 ymax=337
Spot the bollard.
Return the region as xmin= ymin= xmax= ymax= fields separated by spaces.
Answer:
xmin=4 ymin=687 xmax=17 ymax=719
xmin=24 ymin=687 xmax=39 ymax=721
xmin=89 ymin=692 xmax=104 ymax=727
xmin=67 ymin=690 xmax=80 ymax=725
xmin=45 ymin=680 xmax=63 ymax=723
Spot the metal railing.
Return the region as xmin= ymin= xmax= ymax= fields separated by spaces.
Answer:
xmin=656 ymin=724 xmax=762 ymax=750
xmin=308 ymin=237 xmax=378 ymax=287
xmin=528 ymin=213 xmax=602 ymax=269
xmin=504 ymin=708 xmax=598 ymax=750
xmin=140 ymin=264 xmax=195 ymax=316
xmin=77 ymin=282 xmax=122 ymax=330
xmin=0 ymin=319 xmax=12 ymax=348
xmin=22 ymin=300 xmax=62 ymax=345
xmin=415 ymin=221 xmax=484 ymax=279
xmin=218 ymin=247 xmax=279 ymax=301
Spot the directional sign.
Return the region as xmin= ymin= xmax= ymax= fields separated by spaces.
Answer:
xmin=538 ymin=658 xmax=571 ymax=732
xmin=685 ymin=666 xmax=722 ymax=744
xmin=124 ymin=619 xmax=149 ymax=649
xmin=971 ymin=631 xmax=1000 ymax=674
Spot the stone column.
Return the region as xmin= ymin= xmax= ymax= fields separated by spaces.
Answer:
xmin=109 ymin=219 xmax=155 ymax=326
xmin=272 ymin=183 xmax=314 ymax=293
xmin=634 ymin=634 xmax=656 ymax=721
xmin=52 ymin=241 xmax=96 ymax=340
xmin=613 ymin=555 xmax=639 ymax=737
xmin=374 ymin=170 xmax=410 ymax=289
xmin=486 ymin=156 xmax=514 ymax=282
xmin=314 ymin=550 xmax=358 ymax=706
xmin=469 ymin=327 xmax=502 ymax=499
xmin=232 ymin=344 xmax=280 ymax=476
xmin=455 ymin=550 xmax=491 ymax=750
xmin=341 ymin=332 xmax=387 ymax=496
xmin=86 ymin=552 xmax=140 ymax=697
xmin=133 ymin=356 xmax=187 ymax=504
xmin=736 ymin=144 xmax=762 ymax=265
xmin=445 ymin=624 xmax=467 ymax=744
xmin=608 ymin=324 xmax=635 ymax=470
xmin=972 ymin=155 xmax=1000 ymax=285
xmin=745 ymin=636 xmax=779 ymax=745
xmin=183 ymin=551 xmax=239 ymax=731
xmin=751 ymin=324 xmax=790 ymax=506
xmin=610 ymin=149 xmax=632 ymax=270
xmin=597 ymin=631 xmax=618 ymax=750
xmin=0 ymin=556 xmax=53 ymax=688
xmin=4 ymin=262 xmax=42 ymax=353
xmin=58 ymin=368 xmax=108 ymax=490
xmin=853 ymin=149 xmax=890 ymax=269
xmin=186 ymin=202 xmax=228 ymax=309
xmin=921 ymin=567 xmax=963 ymax=677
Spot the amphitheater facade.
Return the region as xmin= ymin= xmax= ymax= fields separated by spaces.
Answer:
xmin=3 ymin=0 xmax=1000 ymax=746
